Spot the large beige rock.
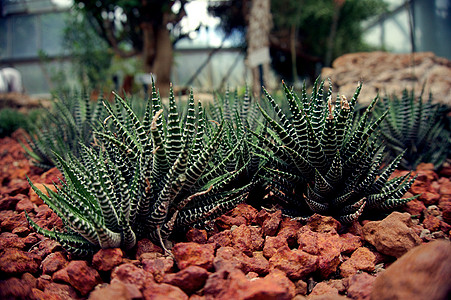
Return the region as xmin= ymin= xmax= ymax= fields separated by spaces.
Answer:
xmin=371 ymin=240 xmax=451 ymax=300
xmin=321 ymin=51 xmax=451 ymax=105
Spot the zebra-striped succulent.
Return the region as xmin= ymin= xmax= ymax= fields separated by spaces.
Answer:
xmin=208 ymin=87 xmax=266 ymax=180
xmin=374 ymin=88 xmax=450 ymax=169
xmin=254 ymin=80 xmax=417 ymax=223
xmin=26 ymin=81 xmax=252 ymax=256
xmin=23 ymin=91 xmax=106 ymax=169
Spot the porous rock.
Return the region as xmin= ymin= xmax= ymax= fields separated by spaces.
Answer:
xmin=172 ymin=242 xmax=215 ymax=270
xmin=111 ymin=263 xmax=154 ymax=290
xmin=339 ymin=247 xmax=376 ymax=278
xmin=163 ymin=265 xmax=209 ymax=295
xmin=230 ymin=224 xmax=264 ymax=255
xmin=0 ymin=247 xmax=40 ymax=275
xmin=62 ymin=260 xmax=102 ymax=296
xmin=269 ymin=244 xmax=318 ymax=280
xmin=142 ymin=281 xmax=188 ymax=300
xmin=363 ymin=211 xmax=422 ymax=257
xmin=41 ymin=251 xmax=68 ymax=275
xmin=92 ymin=248 xmax=124 ymax=272
xmin=204 ymin=267 xmax=294 ymax=300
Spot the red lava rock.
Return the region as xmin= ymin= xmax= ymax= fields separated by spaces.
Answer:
xmin=28 ymin=183 xmax=58 ymax=205
xmin=142 ymin=281 xmax=188 ymax=300
xmin=230 ymin=224 xmax=264 ymax=255
xmin=92 ymin=248 xmax=124 ymax=272
xmin=419 ymin=191 xmax=441 ymax=205
xmin=309 ymin=281 xmax=340 ymax=298
xmin=21 ymin=272 xmax=37 ymax=288
xmin=294 ymin=279 xmax=308 ymax=296
xmin=262 ymin=209 xmax=282 ymax=236
xmin=410 ymin=181 xmax=434 ymax=196
xmin=0 ymin=277 xmax=33 ymax=299
xmin=307 ymin=214 xmax=341 ymax=233
xmin=4 ymin=178 xmax=29 ymax=195
xmin=42 ymin=282 xmax=80 ymax=299
xmin=186 ymin=228 xmax=208 ymax=243
xmin=0 ymin=248 xmax=40 ymax=275
xmin=0 ymin=210 xmax=28 ymax=231
xmin=215 ymin=214 xmax=247 ymax=230
xmin=34 ymin=204 xmax=53 ymax=218
xmin=215 ymin=203 xmax=258 ymax=230
xmin=142 ymin=257 xmax=175 ymax=283
xmin=207 ymin=230 xmax=232 ymax=248
xmin=371 ymin=240 xmax=451 ymax=300
xmin=269 ymin=244 xmax=318 ymax=280
xmin=214 ymin=246 xmax=269 ymax=275
xmin=255 ymin=208 xmax=271 ymax=226
xmin=423 ymin=214 xmax=442 ymax=232
xmin=439 ymin=178 xmax=451 ymax=195
xmin=41 ymin=251 xmax=68 ymax=275
xmin=172 ymin=242 xmax=215 ymax=270
xmin=0 ymin=194 xmax=22 ymax=210
xmin=362 ymin=212 xmax=422 ymax=258
xmin=29 ymin=238 xmax=63 ymax=259
xmin=0 ymin=231 xmax=26 ymax=249
xmin=58 ymin=260 xmax=102 ymax=296
xmin=134 ymin=238 xmax=164 ymax=260
xmin=204 ymin=267 xmax=294 ymax=300
xmin=339 ymin=247 xmax=376 ymax=277
xmin=12 ymin=225 xmax=30 ymax=236
xmin=36 ymin=274 xmax=52 ymax=290
xmin=53 ymin=267 xmax=71 ymax=286
xmin=344 ymin=272 xmax=376 ymax=300
xmin=31 ymin=207 xmax=64 ymax=231
xmin=163 ymin=265 xmax=209 ymax=295
xmin=339 ymin=233 xmax=362 ymax=254
xmin=278 ymin=221 xmax=301 ymax=248
xmin=22 ymin=232 xmax=41 ymax=247
xmin=111 ymin=263 xmax=154 ymax=290
xmin=297 ymin=226 xmax=320 ymax=255
xmin=439 ymin=195 xmax=451 ymax=224
xmin=15 ymin=197 xmax=36 ymax=213
xmin=416 ymin=162 xmax=435 ymax=171
xmin=297 ymin=226 xmax=342 ymax=278
xmin=440 ymin=220 xmax=451 ymax=233
xmin=263 ymin=235 xmax=289 ymax=258
xmin=403 ymin=197 xmax=426 ymax=216
xmin=40 ymin=167 xmax=63 ymax=184
xmin=88 ymin=281 xmax=143 ymax=300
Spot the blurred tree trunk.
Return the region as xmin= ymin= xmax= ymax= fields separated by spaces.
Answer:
xmin=141 ymin=20 xmax=173 ymax=97
xmin=246 ymin=0 xmax=272 ymax=98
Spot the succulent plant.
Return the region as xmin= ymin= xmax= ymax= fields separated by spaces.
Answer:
xmin=207 ymin=87 xmax=266 ymax=180
xmin=253 ymin=79 xmax=417 ymax=223
xmin=374 ymin=88 xmax=451 ymax=169
xmin=26 ymin=82 xmax=253 ymax=256
xmin=23 ymin=91 xmax=106 ymax=170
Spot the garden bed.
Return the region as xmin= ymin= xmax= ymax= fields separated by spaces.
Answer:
xmin=0 ymin=129 xmax=450 ymax=299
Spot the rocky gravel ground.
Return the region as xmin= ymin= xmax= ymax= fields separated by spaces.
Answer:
xmin=0 ymin=130 xmax=450 ymax=300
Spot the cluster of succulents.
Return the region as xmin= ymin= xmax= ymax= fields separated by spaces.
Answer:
xmin=27 ymin=83 xmax=253 ymax=256
xmin=374 ymin=88 xmax=450 ymax=170
xmin=26 ymin=77 xmax=450 ymax=256
xmin=252 ymin=80 xmax=417 ymax=222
